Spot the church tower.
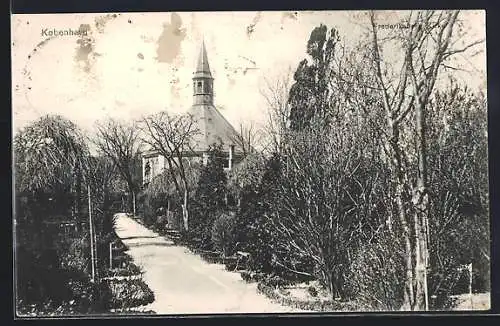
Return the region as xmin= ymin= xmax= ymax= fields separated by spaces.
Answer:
xmin=193 ymin=40 xmax=214 ymax=106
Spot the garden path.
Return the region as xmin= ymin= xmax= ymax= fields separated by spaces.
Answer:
xmin=114 ymin=213 xmax=302 ymax=314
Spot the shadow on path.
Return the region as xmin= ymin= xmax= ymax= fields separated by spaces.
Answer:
xmin=121 ymin=235 xmax=159 ymax=241
xmin=127 ymin=241 xmax=175 ymax=248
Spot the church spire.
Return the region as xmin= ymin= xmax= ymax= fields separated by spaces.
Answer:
xmin=193 ymin=39 xmax=214 ymax=106
xmin=195 ymin=39 xmax=212 ymax=78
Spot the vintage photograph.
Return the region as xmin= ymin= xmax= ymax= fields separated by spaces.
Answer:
xmin=11 ymin=10 xmax=489 ymax=316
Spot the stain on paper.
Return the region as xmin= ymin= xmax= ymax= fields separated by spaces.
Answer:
xmin=156 ymin=13 xmax=186 ymax=63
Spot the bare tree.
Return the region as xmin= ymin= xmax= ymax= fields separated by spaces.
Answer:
xmin=368 ymin=10 xmax=483 ymax=310
xmin=93 ymin=118 xmax=142 ymax=216
xmin=229 ymin=122 xmax=262 ymax=156
xmin=265 ymin=122 xmax=384 ymax=300
xmin=260 ymin=68 xmax=293 ymax=155
xmin=140 ymin=111 xmax=199 ymax=231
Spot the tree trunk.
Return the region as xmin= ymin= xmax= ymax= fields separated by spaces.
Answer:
xmin=412 ymin=97 xmax=430 ymax=311
xmin=132 ymin=191 xmax=136 ymax=216
xmin=183 ymin=188 xmax=189 ymax=231
xmin=388 ymin=117 xmax=415 ymax=311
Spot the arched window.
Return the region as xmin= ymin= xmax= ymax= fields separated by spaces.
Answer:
xmin=196 ymin=81 xmax=203 ymax=93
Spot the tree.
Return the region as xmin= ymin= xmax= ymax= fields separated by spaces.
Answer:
xmin=189 ymin=143 xmax=229 ymax=249
xmin=142 ymin=160 xmax=201 ymax=229
xmin=288 ymin=24 xmax=340 ymax=131
xmin=233 ymin=153 xmax=283 ymax=274
xmin=211 ymin=212 xmax=236 ymax=257
xmin=85 ymin=155 xmax=121 ymax=269
xmin=14 ymin=115 xmax=91 ymax=309
xmin=260 ymin=68 xmax=293 ymax=155
xmin=14 ymin=114 xmax=90 ymax=232
xmin=425 ymin=84 xmax=489 ymax=306
xmin=140 ymin=111 xmax=199 ymax=231
xmin=269 ymin=124 xmax=387 ymax=299
xmin=368 ymin=10 xmax=484 ymax=310
xmin=227 ymin=151 xmax=266 ymax=207
xmin=229 ymin=122 xmax=262 ymax=156
xmin=252 ymin=25 xmax=390 ymax=299
xmin=93 ymin=119 xmax=142 ymax=216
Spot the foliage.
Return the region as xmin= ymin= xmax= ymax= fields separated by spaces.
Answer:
xmin=14 ymin=115 xmax=93 ymax=313
xmin=14 ymin=114 xmax=155 ymax=315
xmin=14 ymin=115 xmax=89 ymax=194
xmin=106 ymin=266 xmax=143 ymax=277
xmin=288 ymin=25 xmax=340 ymax=131
xmin=246 ymin=17 xmax=489 ymax=310
xmin=308 ymin=286 xmax=318 ymax=297
xmin=211 ymin=212 xmax=236 ymax=257
xmin=188 ymin=143 xmax=229 ymax=250
xmin=232 ymin=155 xmax=282 ymax=274
xmin=139 ymin=161 xmax=201 ymax=229
xmin=425 ymin=84 xmax=489 ymax=307
xmin=93 ymin=118 xmax=143 ymax=214
xmin=345 ymin=230 xmax=406 ymax=311
xmin=140 ymin=111 xmax=200 ymax=230
xmin=227 ymin=152 xmax=266 ymax=200
xmin=106 ymin=279 xmax=155 ymax=310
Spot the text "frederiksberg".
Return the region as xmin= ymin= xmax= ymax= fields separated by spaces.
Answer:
xmin=41 ymin=28 xmax=88 ymax=37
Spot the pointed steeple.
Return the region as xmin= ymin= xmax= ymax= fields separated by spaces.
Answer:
xmin=193 ymin=39 xmax=214 ymax=106
xmin=194 ymin=39 xmax=212 ymax=79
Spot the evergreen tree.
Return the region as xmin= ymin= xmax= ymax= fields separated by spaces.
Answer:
xmin=288 ymin=25 xmax=340 ymax=131
xmin=188 ymin=143 xmax=228 ymax=250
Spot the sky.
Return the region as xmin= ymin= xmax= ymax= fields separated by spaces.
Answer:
xmin=11 ymin=10 xmax=486 ymax=135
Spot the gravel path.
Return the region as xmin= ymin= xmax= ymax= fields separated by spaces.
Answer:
xmin=114 ymin=213 xmax=302 ymax=314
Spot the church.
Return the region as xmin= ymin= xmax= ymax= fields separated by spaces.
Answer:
xmin=141 ymin=41 xmax=245 ymax=186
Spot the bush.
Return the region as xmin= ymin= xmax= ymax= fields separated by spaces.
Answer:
xmin=106 ymin=279 xmax=155 ymax=309
xmin=345 ymin=232 xmax=406 ymax=311
xmin=106 ymin=265 xmax=143 ymax=278
xmin=240 ymin=271 xmax=266 ymax=283
xmin=211 ymin=212 xmax=236 ymax=257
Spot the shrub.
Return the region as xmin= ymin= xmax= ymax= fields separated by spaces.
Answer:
xmin=345 ymin=231 xmax=406 ymax=311
xmin=107 ymin=279 xmax=155 ymax=309
xmin=240 ymin=271 xmax=266 ymax=283
xmin=211 ymin=212 xmax=236 ymax=257
xmin=240 ymin=271 xmax=253 ymax=282
xmin=106 ymin=265 xmax=143 ymax=278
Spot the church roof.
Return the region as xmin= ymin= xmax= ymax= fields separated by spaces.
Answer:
xmin=188 ymin=104 xmax=241 ymax=154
